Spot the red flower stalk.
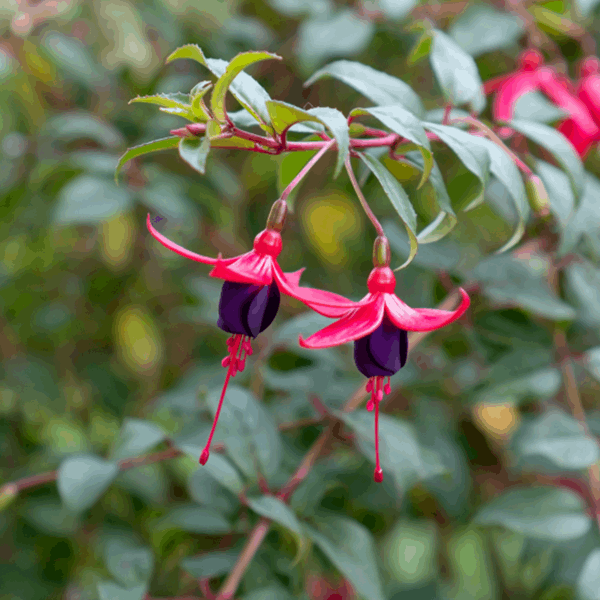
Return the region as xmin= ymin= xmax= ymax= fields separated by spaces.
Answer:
xmin=298 ymin=238 xmax=470 ymax=482
xmin=146 ymin=201 xmax=355 ymax=465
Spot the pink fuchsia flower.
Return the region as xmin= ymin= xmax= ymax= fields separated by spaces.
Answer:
xmin=147 ymin=201 xmax=355 ymax=465
xmin=536 ymin=67 xmax=600 ymax=157
xmin=298 ymin=238 xmax=470 ymax=482
xmin=484 ymin=49 xmax=545 ymax=123
xmin=577 ymin=56 xmax=600 ymax=127
xmin=307 ymin=573 xmax=355 ymax=600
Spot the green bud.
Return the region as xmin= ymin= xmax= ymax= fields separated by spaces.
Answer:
xmin=0 ymin=484 xmax=18 ymax=512
xmin=373 ymin=236 xmax=391 ymax=267
xmin=526 ymin=174 xmax=550 ymax=215
xmin=266 ymin=199 xmax=288 ymax=232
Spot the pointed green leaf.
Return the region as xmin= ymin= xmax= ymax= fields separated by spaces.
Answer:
xmin=211 ymin=51 xmax=281 ymax=123
xmin=115 ymin=137 xmax=180 ymax=181
xmin=190 ymin=81 xmax=213 ymax=120
xmin=423 ymin=122 xmax=490 ymax=210
xmin=474 ymin=486 xmax=592 ymax=540
xmin=130 ymin=92 xmax=191 ymax=111
xmin=247 ymin=495 xmax=304 ymax=540
xmin=266 ymin=100 xmax=323 ymax=135
xmin=104 ymin=537 xmax=154 ymax=587
xmin=305 ymin=60 xmax=424 ymax=117
xmin=178 ymin=137 xmax=210 ymax=174
xmin=181 ymin=550 xmax=240 ymax=579
xmin=430 ymin=29 xmax=485 ymax=112
xmin=110 ymin=419 xmax=166 ymax=461
xmin=357 ymin=152 xmax=418 ymax=269
xmin=58 ymin=455 xmax=119 ymax=512
xmin=578 ymin=549 xmax=600 ymax=600
xmin=510 ymin=119 xmax=585 ymax=201
xmin=351 ymin=105 xmax=432 ymax=187
xmin=306 ymin=516 xmax=385 ymax=600
xmin=159 ymin=505 xmax=231 ymax=534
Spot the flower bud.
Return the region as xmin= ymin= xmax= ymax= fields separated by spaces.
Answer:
xmin=266 ymin=199 xmax=288 ymax=232
xmin=526 ymin=174 xmax=550 ymax=215
xmin=372 ymin=236 xmax=391 ymax=267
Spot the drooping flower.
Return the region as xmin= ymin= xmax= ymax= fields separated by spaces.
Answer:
xmin=298 ymin=238 xmax=470 ymax=482
xmin=147 ymin=201 xmax=356 ymax=465
xmin=484 ymin=49 xmax=546 ymax=123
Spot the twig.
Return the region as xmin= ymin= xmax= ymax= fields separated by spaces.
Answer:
xmin=345 ymin=155 xmax=385 ymax=237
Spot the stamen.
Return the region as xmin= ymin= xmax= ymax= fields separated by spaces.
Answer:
xmin=201 ymin=334 xmax=244 ymax=465
xmin=374 ymin=397 xmax=383 ymax=483
xmin=384 ymin=376 xmax=391 ymax=395
xmin=366 ymin=379 xmax=373 ymax=393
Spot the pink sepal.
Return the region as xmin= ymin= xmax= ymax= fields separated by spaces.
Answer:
xmin=209 ymin=252 xmax=274 ymax=286
xmin=493 ymin=71 xmax=539 ymax=122
xmin=298 ymin=296 xmax=385 ymax=349
xmin=384 ymin=287 xmax=470 ymax=332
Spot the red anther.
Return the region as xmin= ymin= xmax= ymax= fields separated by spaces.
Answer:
xmin=376 ymin=390 xmax=383 ymax=402
xmin=221 ymin=356 xmax=230 ymax=368
xmin=384 ymin=382 xmax=391 ymax=395
xmin=366 ymin=399 xmax=375 ymax=411
xmin=366 ymin=379 xmax=373 ymax=393
xmin=226 ymin=336 xmax=235 ymax=346
xmin=199 ymin=449 xmax=209 ymax=465
xmin=374 ymin=468 xmax=384 ymax=483
xmin=238 ymin=359 xmax=246 ymax=372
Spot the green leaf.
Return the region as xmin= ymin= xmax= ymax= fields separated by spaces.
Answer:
xmin=53 ymin=175 xmax=132 ymax=224
xmin=188 ymin=467 xmax=238 ymax=514
xmin=423 ymin=123 xmax=490 ymax=210
xmin=513 ymin=91 xmax=566 ymax=123
xmin=110 ymin=418 xmax=166 ymax=461
xmin=43 ymin=111 xmax=124 ymax=148
xmin=474 ymin=486 xmax=592 ymax=541
xmin=576 ymin=0 xmax=600 ymax=17
xmin=167 ymin=45 xmax=275 ymax=131
xmin=97 ymin=582 xmax=146 ymax=600
xmin=266 ymin=100 xmax=323 ymax=135
xmin=190 ymin=81 xmax=213 ymax=120
xmin=430 ymin=29 xmax=485 ymax=113
xmin=378 ymin=0 xmax=417 ymax=20
xmin=357 ymin=152 xmax=418 ymax=269
xmin=178 ymin=137 xmax=210 ymax=174
xmin=510 ymin=119 xmax=585 ymax=201
xmin=578 ymin=549 xmax=600 ymax=600
xmin=206 ymin=385 xmax=282 ymax=479
xmin=115 ymin=137 xmax=180 ymax=180
xmin=566 ymin=261 xmax=600 ymax=326
xmin=351 ymin=105 xmax=433 ymax=187
xmin=468 ymin=137 xmax=530 ymax=252
xmin=130 ymin=92 xmax=191 ymax=111
xmin=306 ymin=106 xmax=348 ymax=177
xmin=57 ymin=454 xmax=119 ymax=512
xmin=247 ymin=495 xmax=304 ymax=539
xmin=159 ymin=505 xmax=231 ymax=534
xmin=473 ymin=255 xmax=576 ymax=320
xmin=210 ymin=51 xmax=281 ymax=123
xmin=297 ymin=10 xmax=375 ymax=74
xmin=243 ymin=586 xmax=295 ymax=600
xmin=535 ymin=160 xmax=574 ymax=228
xmin=305 ymin=60 xmax=424 ymax=117
xmin=513 ymin=408 xmax=599 ymax=471
xmin=449 ymin=5 xmax=524 ymax=57
xmin=21 ymin=498 xmax=82 ymax=536
xmin=181 ymin=550 xmax=240 ymax=579
xmin=104 ymin=537 xmax=154 ymax=587
xmin=306 ymin=516 xmax=385 ymax=600
xmin=408 ymin=29 xmax=433 ymax=65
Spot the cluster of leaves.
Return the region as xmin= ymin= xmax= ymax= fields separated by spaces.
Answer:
xmin=5 ymin=1 xmax=600 ymax=600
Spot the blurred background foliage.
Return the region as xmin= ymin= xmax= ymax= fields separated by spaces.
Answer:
xmin=5 ymin=0 xmax=600 ymax=599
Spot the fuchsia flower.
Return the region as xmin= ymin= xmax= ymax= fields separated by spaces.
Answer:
xmin=577 ymin=56 xmax=600 ymax=126
xmin=298 ymin=238 xmax=470 ymax=483
xmin=146 ymin=202 xmax=355 ymax=465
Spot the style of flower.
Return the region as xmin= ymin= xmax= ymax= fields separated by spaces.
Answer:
xmin=146 ymin=202 xmax=355 ymax=465
xmin=298 ymin=239 xmax=470 ymax=482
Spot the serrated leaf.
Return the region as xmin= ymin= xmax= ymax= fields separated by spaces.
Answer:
xmin=110 ymin=419 xmax=166 ymax=461
xmin=247 ymin=495 xmax=304 ymax=539
xmin=305 ymin=60 xmax=424 ymax=117
xmin=167 ymin=44 xmax=275 ymax=132
xmin=130 ymin=92 xmax=191 ymax=111
xmin=178 ymin=137 xmax=210 ymax=174
xmin=190 ymin=81 xmax=213 ymax=120
xmin=97 ymin=582 xmax=146 ymax=600
xmin=474 ymin=486 xmax=592 ymax=541
xmin=181 ymin=550 xmax=240 ymax=579
xmin=513 ymin=409 xmax=599 ymax=471
xmin=510 ymin=119 xmax=585 ymax=201
xmin=357 ymin=152 xmax=418 ymax=269
xmin=104 ymin=537 xmax=154 ymax=587
xmin=266 ymin=100 xmax=323 ymax=135
xmin=430 ymin=29 xmax=485 ymax=113
xmin=115 ymin=137 xmax=180 ymax=181
xmin=211 ymin=51 xmax=281 ymax=123
xmin=58 ymin=455 xmax=119 ymax=512
xmin=306 ymin=516 xmax=385 ymax=600
xmin=351 ymin=105 xmax=433 ymax=187
xmin=423 ymin=123 xmax=490 ymax=210
xmin=159 ymin=505 xmax=231 ymax=534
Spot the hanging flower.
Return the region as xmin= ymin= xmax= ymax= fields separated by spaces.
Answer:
xmin=536 ymin=67 xmax=600 ymax=157
xmin=298 ymin=238 xmax=470 ymax=482
xmin=484 ymin=49 xmax=546 ymax=123
xmin=147 ymin=201 xmax=355 ymax=465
